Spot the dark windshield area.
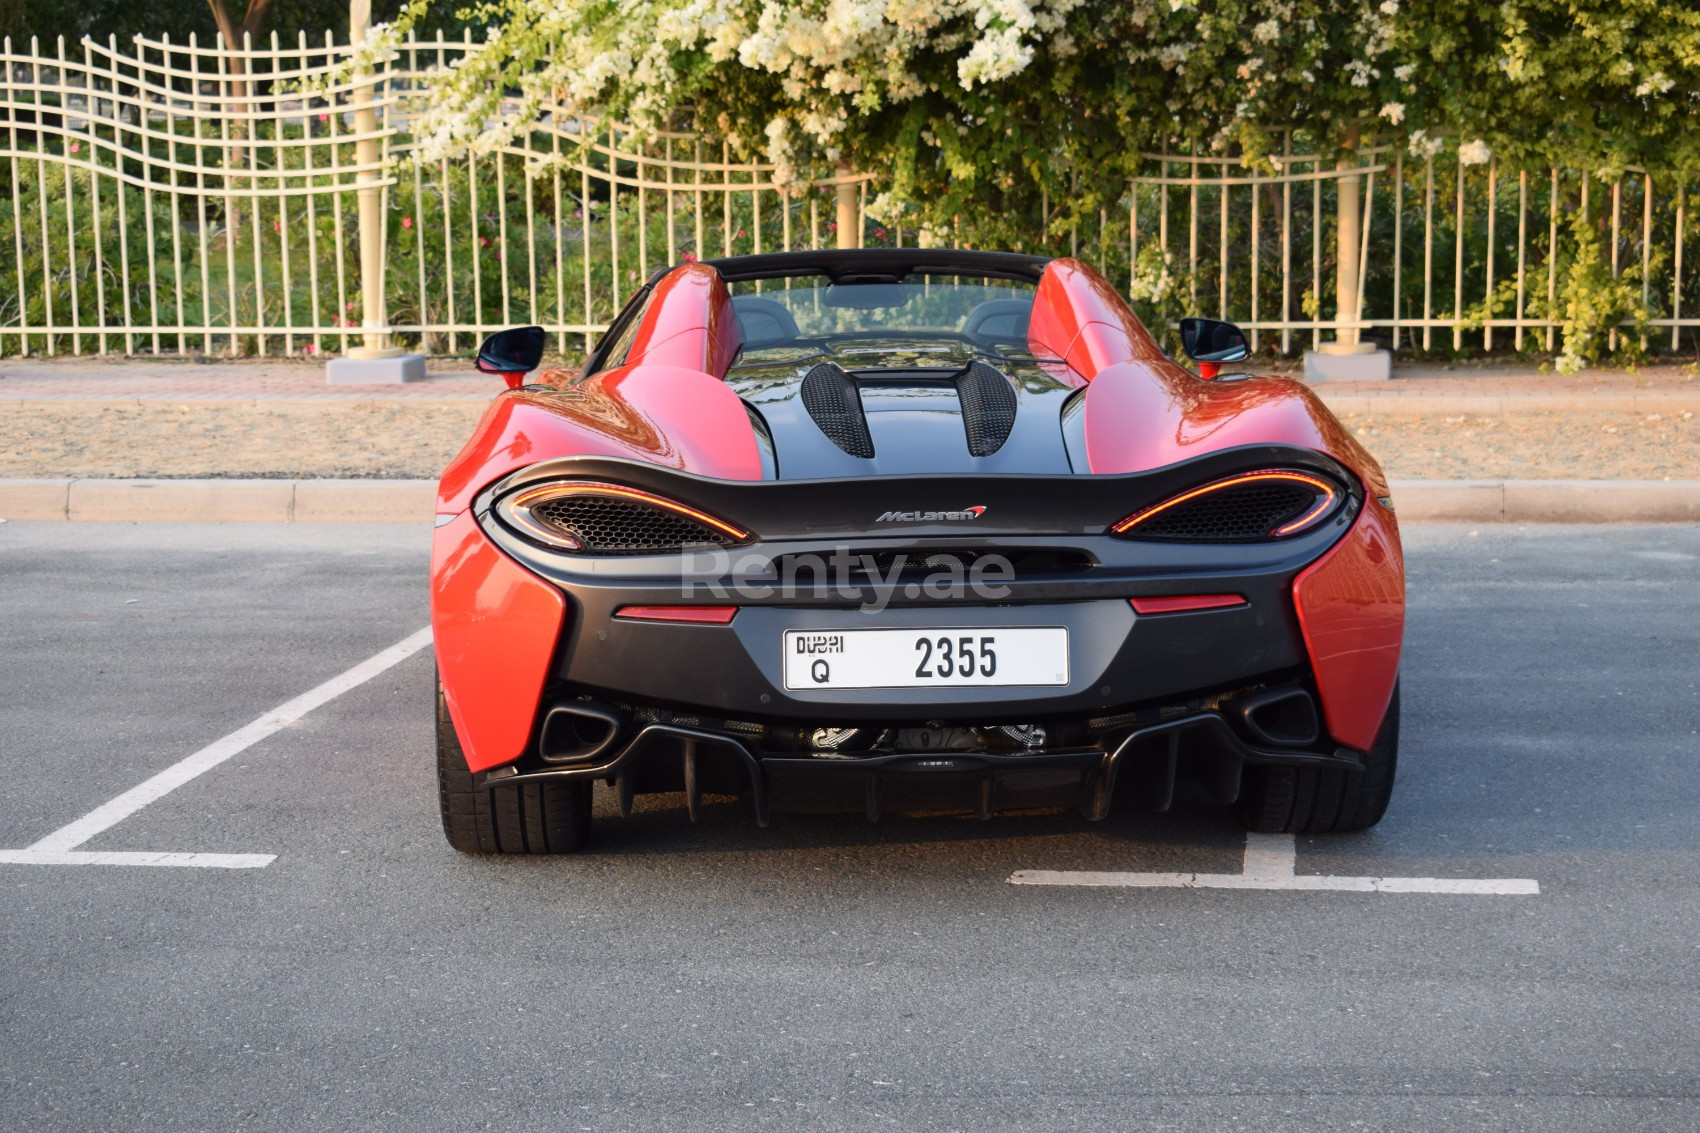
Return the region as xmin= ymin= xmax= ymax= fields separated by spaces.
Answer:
xmin=728 ymin=275 xmax=1037 ymax=355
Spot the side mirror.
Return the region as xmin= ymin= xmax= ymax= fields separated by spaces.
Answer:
xmin=476 ymin=326 xmax=546 ymax=389
xmin=1179 ymin=317 xmax=1249 ymax=379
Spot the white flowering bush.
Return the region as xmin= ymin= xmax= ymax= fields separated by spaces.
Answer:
xmin=372 ymin=0 xmax=1696 ymax=249
xmin=374 ymin=0 xmax=1425 ymax=244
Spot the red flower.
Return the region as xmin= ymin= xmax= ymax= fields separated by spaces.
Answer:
xmin=479 ymin=235 xmax=491 ymax=248
xmin=273 ymin=220 xmax=282 ymax=232
xmin=874 ymin=227 xmax=887 ymax=239
xmin=401 ymin=216 xmax=413 ymax=229
xmin=682 ymin=252 xmax=697 ymax=263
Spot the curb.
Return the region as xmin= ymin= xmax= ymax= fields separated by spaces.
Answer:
xmin=0 ymin=478 xmax=436 ymax=523
xmin=3 ymin=478 xmax=1698 ymax=525
xmin=1315 ymin=390 xmax=1699 ymax=416
xmin=1387 ymin=479 xmax=1700 ymax=523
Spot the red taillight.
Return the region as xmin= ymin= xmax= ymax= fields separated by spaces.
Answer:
xmin=500 ymin=480 xmax=751 ymax=553
xmin=1111 ymin=469 xmax=1340 ymax=540
xmin=1129 ymin=594 xmax=1247 ymax=615
xmin=614 ymin=605 xmax=738 ymax=624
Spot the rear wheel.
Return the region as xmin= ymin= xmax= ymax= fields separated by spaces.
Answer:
xmin=1237 ymin=682 xmax=1399 ymax=834
xmin=437 ymin=670 xmax=592 ymax=853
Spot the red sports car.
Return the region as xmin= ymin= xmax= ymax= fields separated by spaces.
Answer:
xmin=431 ymin=250 xmax=1403 ymax=853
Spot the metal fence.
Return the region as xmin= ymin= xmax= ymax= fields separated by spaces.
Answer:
xmin=1 ymin=30 xmax=1696 ymax=359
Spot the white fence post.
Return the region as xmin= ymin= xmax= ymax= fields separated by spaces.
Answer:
xmin=326 ymin=0 xmax=424 ymax=382
xmin=1305 ymin=122 xmax=1391 ymax=380
xmin=835 ymin=162 xmax=858 ymax=249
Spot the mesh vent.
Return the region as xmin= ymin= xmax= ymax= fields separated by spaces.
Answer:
xmin=800 ymin=361 xmax=875 ymax=458
xmin=1124 ymin=481 xmax=1322 ymax=541
xmin=956 ymin=361 xmax=1018 ymax=457
xmin=525 ymin=495 xmax=738 ymax=554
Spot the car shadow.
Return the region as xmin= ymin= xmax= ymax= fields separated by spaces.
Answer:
xmin=565 ymin=780 xmax=1254 ymax=878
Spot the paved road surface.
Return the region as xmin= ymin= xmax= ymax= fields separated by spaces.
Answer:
xmin=1 ymin=522 xmax=1696 ymax=1131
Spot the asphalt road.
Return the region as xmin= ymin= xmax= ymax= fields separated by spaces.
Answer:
xmin=1 ymin=521 xmax=1697 ymax=1131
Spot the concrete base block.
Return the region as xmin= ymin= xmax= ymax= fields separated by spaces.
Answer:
xmin=294 ymin=479 xmax=437 ymax=523
xmin=1303 ymin=349 xmax=1392 ymax=383
xmin=325 ymin=353 xmax=427 ymax=385
xmin=68 ymin=479 xmax=294 ymax=522
xmin=0 ymin=478 xmax=71 ymax=520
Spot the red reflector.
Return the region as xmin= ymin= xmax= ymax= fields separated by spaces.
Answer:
xmin=614 ymin=605 xmax=738 ymax=625
xmin=1129 ymin=594 xmax=1247 ymax=615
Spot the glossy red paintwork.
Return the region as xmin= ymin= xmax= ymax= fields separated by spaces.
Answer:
xmin=431 ymin=511 xmax=567 ymax=774
xmin=436 ymin=362 xmax=762 ymax=514
xmin=1080 ymin=360 xmax=1391 ymax=498
xmin=1291 ymin=501 xmax=1405 ymax=752
xmin=1026 ymin=257 xmax=1389 ymax=497
xmin=1027 ymin=258 xmax=1164 ymax=380
xmin=622 ymin=263 xmax=742 ymax=377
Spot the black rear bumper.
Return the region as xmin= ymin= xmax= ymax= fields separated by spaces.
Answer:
xmin=466 ymin=448 xmax=1365 ymax=815
xmin=477 ymin=712 xmax=1363 ymax=824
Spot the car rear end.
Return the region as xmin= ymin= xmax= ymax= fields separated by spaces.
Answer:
xmin=442 ymin=444 xmax=1393 ymax=824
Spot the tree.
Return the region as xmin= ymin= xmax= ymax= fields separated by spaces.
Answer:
xmin=206 ymin=0 xmax=276 ymax=49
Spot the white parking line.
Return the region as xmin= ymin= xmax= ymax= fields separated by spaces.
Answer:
xmin=1 ymin=627 xmax=432 ymax=870
xmin=1010 ymin=832 xmax=1541 ymax=895
xmin=0 ymin=850 xmax=276 ymax=869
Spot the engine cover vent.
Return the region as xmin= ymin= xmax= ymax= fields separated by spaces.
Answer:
xmin=800 ymin=361 xmax=875 ymax=458
xmin=955 ymin=360 xmax=1018 ymax=457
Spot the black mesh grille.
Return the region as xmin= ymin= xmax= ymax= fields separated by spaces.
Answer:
xmin=956 ymin=361 xmax=1018 ymax=457
xmin=524 ymin=495 xmax=738 ymax=554
xmin=800 ymin=361 xmax=875 ymax=458
xmin=1123 ymin=481 xmax=1324 ymax=541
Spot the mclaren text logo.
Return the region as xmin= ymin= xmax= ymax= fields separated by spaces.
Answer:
xmin=875 ymin=505 xmax=987 ymax=523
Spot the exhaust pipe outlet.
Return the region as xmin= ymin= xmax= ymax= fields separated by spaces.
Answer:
xmin=1233 ymin=687 xmax=1321 ymax=748
xmin=540 ymin=701 xmax=628 ymax=764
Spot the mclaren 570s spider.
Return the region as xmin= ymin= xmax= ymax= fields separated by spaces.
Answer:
xmin=431 ymin=249 xmax=1403 ymax=853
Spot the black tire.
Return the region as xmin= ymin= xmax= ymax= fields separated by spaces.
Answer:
xmin=437 ymin=669 xmax=592 ymax=853
xmin=1237 ymin=682 xmax=1399 ymax=834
